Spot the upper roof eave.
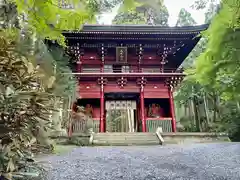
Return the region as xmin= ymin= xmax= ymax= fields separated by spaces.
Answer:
xmin=63 ymin=24 xmax=209 ymax=35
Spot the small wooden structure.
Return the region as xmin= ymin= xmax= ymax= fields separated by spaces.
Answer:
xmin=62 ymin=24 xmax=208 ymax=134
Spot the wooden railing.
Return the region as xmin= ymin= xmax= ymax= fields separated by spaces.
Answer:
xmin=70 ymin=118 xmax=173 ymax=134
xmin=80 ymin=65 xmax=183 ymax=74
xmin=146 ymin=118 xmax=172 ymax=132
xmin=71 ymin=118 xmax=100 ymax=134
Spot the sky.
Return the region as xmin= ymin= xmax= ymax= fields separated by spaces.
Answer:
xmin=99 ymin=0 xmax=206 ymax=26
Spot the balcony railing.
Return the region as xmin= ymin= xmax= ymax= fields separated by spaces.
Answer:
xmin=80 ymin=65 xmax=183 ymax=74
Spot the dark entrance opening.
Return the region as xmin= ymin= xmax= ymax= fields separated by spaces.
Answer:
xmin=76 ymin=98 xmax=100 ymax=119
xmin=104 ymin=93 xmax=139 ymax=132
xmin=145 ymin=98 xmax=171 ymax=118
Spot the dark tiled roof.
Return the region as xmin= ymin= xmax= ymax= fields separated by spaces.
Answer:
xmin=64 ymin=24 xmax=209 ymax=34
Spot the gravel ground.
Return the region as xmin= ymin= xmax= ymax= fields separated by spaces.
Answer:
xmin=42 ymin=143 xmax=240 ymax=180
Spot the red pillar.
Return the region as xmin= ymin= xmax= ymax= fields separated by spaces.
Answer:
xmin=99 ymin=50 xmax=105 ymax=132
xmin=169 ymin=87 xmax=177 ymax=132
xmin=100 ymin=83 xmax=104 ymax=132
xmin=140 ymin=85 xmax=146 ymax=132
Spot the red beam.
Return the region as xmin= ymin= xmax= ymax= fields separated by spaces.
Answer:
xmin=68 ymin=72 xmax=185 ymax=78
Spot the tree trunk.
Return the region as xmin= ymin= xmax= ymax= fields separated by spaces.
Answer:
xmin=184 ymin=105 xmax=187 ymax=117
xmin=213 ymin=93 xmax=217 ymax=122
xmin=237 ymin=102 xmax=240 ymax=111
xmin=192 ymin=86 xmax=201 ymax=132
xmin=188 ymin=101 xmax=194 ymax=128
xmin=203 ymin=92 xmax=210 ymax=126
xmin=193 ymin=97 xmax=201 ymax=132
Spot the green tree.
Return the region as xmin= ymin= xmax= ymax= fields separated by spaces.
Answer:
xmin=204 ymin=2 xmax=221 ymax=24
xmin=176 ymin=8 xmax=197 ymax=26
xmin=113 ymin=0 xmax=169 ymax=25
xmin=174 ymin=3 xmax=220 ymax=132
xmin=176 ymin=0 xmax=240 ymax=139
xmin=1 ymin=0 xmax=139 ymax=45
xmin=195 ymin=0 xmax=240 ymax=99
xmin=174 ymin=9 xmax=203 ymax=131
xmin=191 ymin=0 xmax=218 ymax=10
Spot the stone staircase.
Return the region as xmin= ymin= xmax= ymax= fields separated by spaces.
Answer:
xmin=90 ymin=132 xmax=230 ymax=146
xmin=91 ymin=132 xmax=161 ymax=146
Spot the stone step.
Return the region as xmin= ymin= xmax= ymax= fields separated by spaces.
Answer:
xmin=92 ymin=140 xmax=160 ymax=146
xmin=93 ymin=132 xmax=156 ymax=136
xmin=92 ymin=132 xmax=160 ymax=146
xmin=91 ymin=132 xmax=230 ymax=146
xmin=95 ymin=137 xmax=159 ymax=141
xmin=93 ymin=133 xmax=158 ymax=139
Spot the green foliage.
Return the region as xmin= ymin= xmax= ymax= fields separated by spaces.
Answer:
xmin=120 ymin=0 xmax=142 ymax=12
xmin=204 ymin=2 xmax=221 ymax=23
xmin=113 ymin=0 xmax=169 ymax=25
xmin=195 ymin=0 xmax=240 ymax=99
xmin=174 ymin=2 xmax=222 ymax=132
xmin=189 ymin=0 xmax=240 ymax=139
xmin=191 ymin=0 xmax=218 ymax=10
xmin=50 ymin=47 xmax=77 ymax=98
xmin=0 ymin=29 xmax=56 ymax=179
xmin=11 ymin=0 xmax=91 ymax=45
xmin=37 ymin=42 xmax=77 ymax=98
xmin=153 ymin=4 xmax=169 ymax=25
xmin=113 ymin=10 xmax=145 ymax=24
xmin=175 ymin=0 xmax=240 ymax=139
xmin=2 ymin=0 xmax=139 ymax=45
xmin=176 ymin=8 xmax=197 ymax=26
xmin=0 ymin=0 xmax=19 ymax=28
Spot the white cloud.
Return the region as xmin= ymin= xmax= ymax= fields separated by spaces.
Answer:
xmin=99 ymin=0 xmax=207 ymax=26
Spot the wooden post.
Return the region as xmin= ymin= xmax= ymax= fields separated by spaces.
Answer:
xmin=140 ymin=83 xmax=146 ymax=132
xmin=169 ymin=87 xmax=176 ymax=132
xmin=138 ymin=44 xmax=142 ymax=72
xmin=100 ymin=83 xmax=104 ymax=132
